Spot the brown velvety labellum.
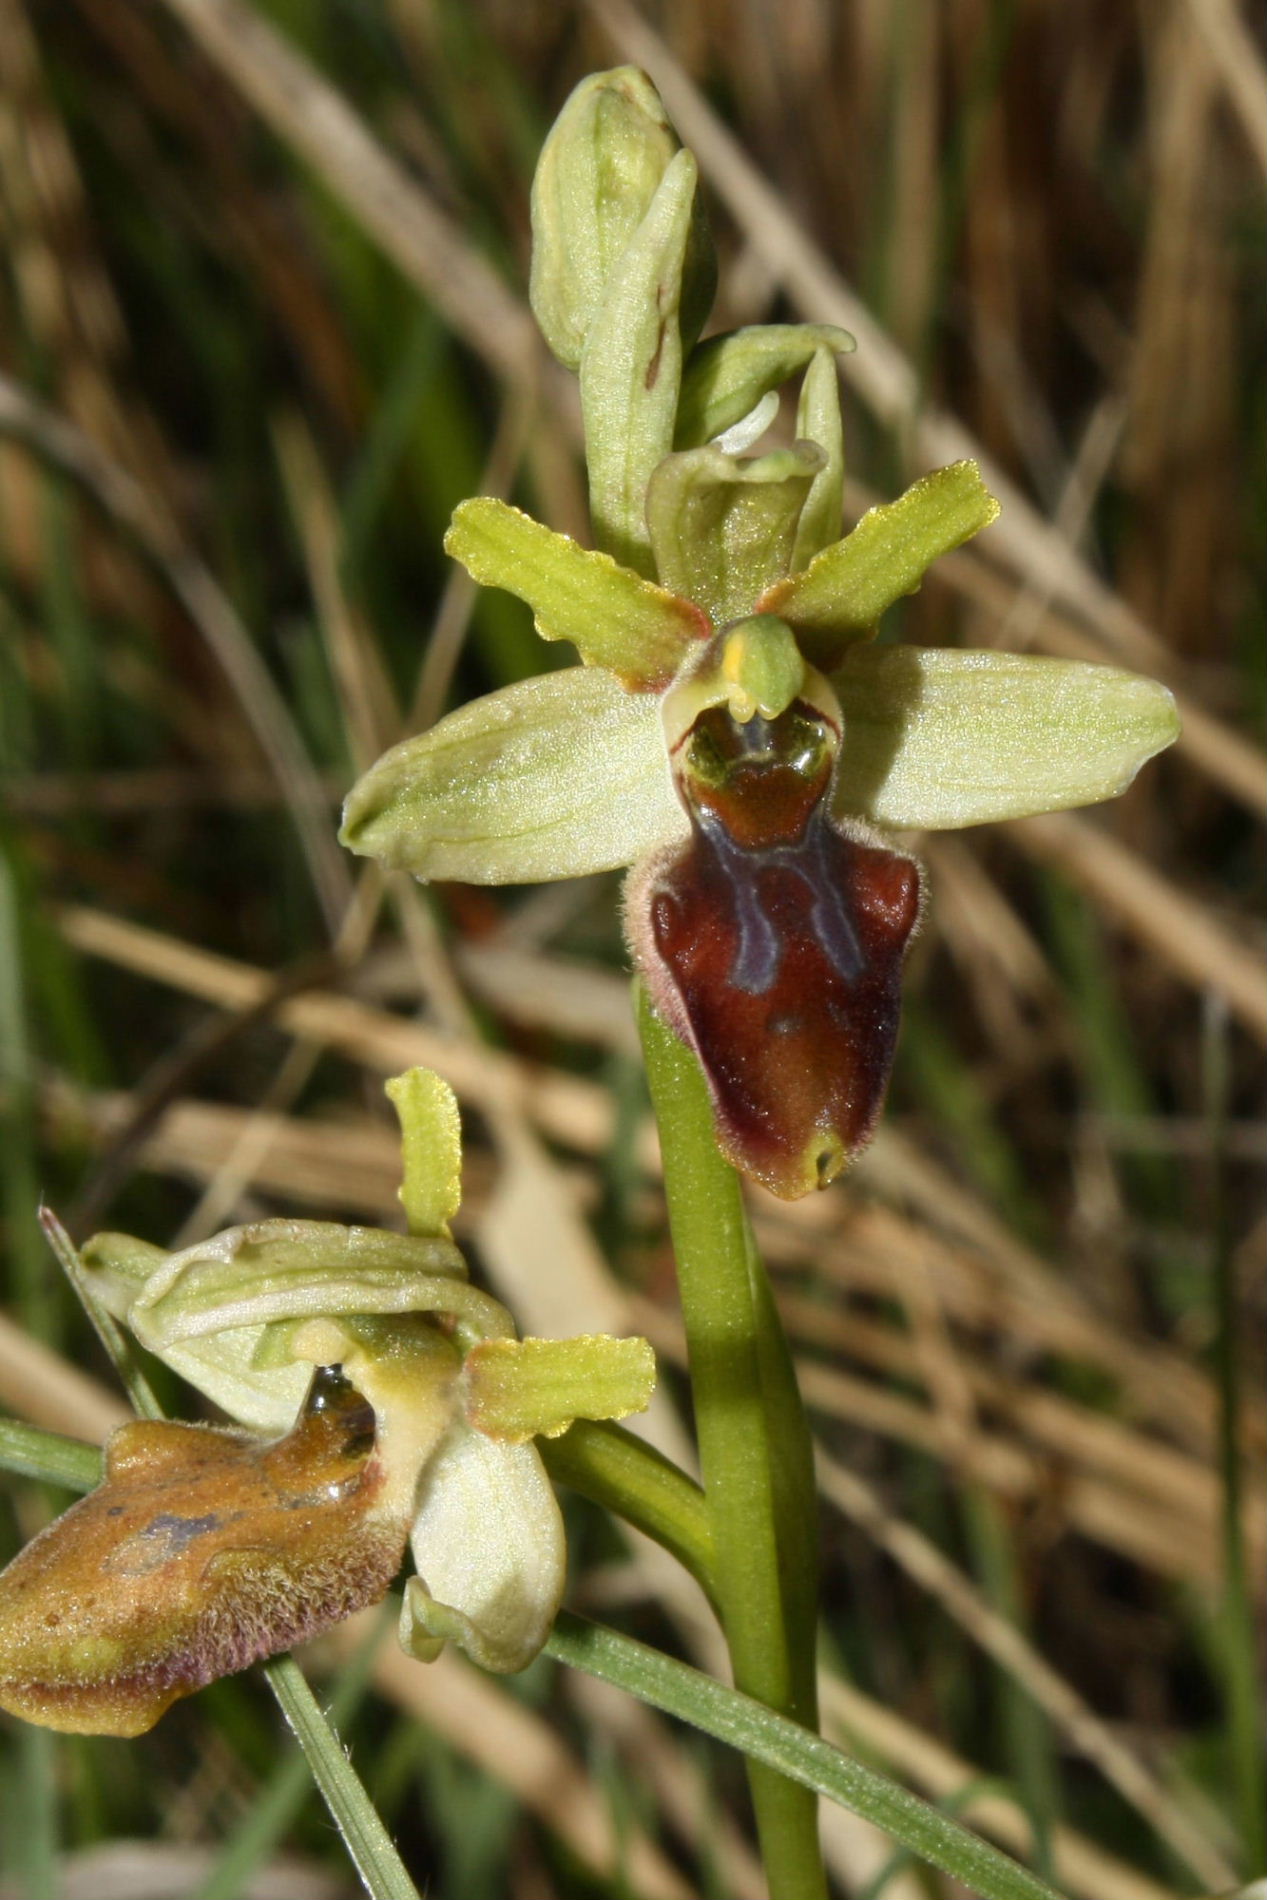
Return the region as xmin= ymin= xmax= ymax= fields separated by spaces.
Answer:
xmin=637 ymin=703 xmax=921 ymax=1198
xmin=0 ymin=1367 xmax=407 ymax=1736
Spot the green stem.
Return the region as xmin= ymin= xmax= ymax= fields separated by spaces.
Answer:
xmin=638 ymin=989 xmax=828 ymax=1900
xmin=542 ymin=1418 xmax=717 ymax=1605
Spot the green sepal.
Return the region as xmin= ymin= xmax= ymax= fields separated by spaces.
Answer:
xmin=831 ymin=646 xmax=1182 ymax=829
xmin=386 ymin=1069 xmax=462 ymax=1238
xmin=341 ymin=668 xmax=686 ymax=884
xmin=581 ymin=149 xmax=702 ymax=576
xmin=791 ymin=344 xmax=846 ymax=569
xmin=78 ymin=1232 xmax=168 ymax=1317
xmin=462 ymin=1334 xmax=656 ymax=1443
xmin=445 ymin=498 xmax=708 ymax=686
xmin=674 ymin=323 xmax=854 ymax=449
xmin=645 ymin=443 xmax=825 ymax=626
xmin=89 ymin=1223 xmax=516 ymax=1428
xmin=81 ymin=1231 xmax=310 ymax=1431
xmin=760 ymin=461 xmax=1001 ymax=665
xmin=128 ymin=1221 xmax=465 ymax=1330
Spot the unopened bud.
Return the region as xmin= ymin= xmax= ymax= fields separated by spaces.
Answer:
xmin=530 ymin=65 xmax=715 ymax=370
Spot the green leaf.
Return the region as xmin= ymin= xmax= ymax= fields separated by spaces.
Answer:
xmin=791 ymin=344 xmax=846 ymax=569
xmin=265 ymin=1656 xmax=425 ymax=1900
xmin=646 ymin=444 xmax=825 ymax=625
xmin=445 ymin=498 xmax=707 ymax=686
xmin=546 ymin=1612 xmax=1065 ymax=1900
xmin=385 ymin=1068 xmax=462 ymax=1237
xmin=832 ymin=646 xmax=1182 ymax=829
xmin=675 ymin=323 xmax=854 ymax=449
xmin=761 ymin=461 xmax=1001 ymax=664
xmin=581 ymin=149 xmax=701 ymax=575
xmin=341 ymin=668 xmax=686 ymax=883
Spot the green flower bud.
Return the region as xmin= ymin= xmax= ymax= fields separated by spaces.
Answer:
xmin=530 ymin=66 xmax=715 ymax=372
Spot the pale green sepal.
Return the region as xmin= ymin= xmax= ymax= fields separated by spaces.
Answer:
xmin=445 ymin=498 xmax=707 ymax=686
xmin=580 ymin=149 xmax=700 ymax=576
xmin=81 ymin=1232 xmax=312 ymax=1432
xmin=674 ymin=323 xmax=854 ymax=449
xmin=402 ymin=1429 xmax=566 ymax=1672
xmin=341 ymin=669 xmax=687 ymax=885
xmin=122 ymin=1219 xmax=517 ymax=1354
xmin=78 ymin=1232 xmax=168 ymax=1317
xmin=791 ymin=344 xmax=846 ymax=570
xmin=386 ymin=1069 xmax=462 ymax=1238
xmin=462 ymin=1334 xmax=656 ymax=1444
xmin=529 ymin=67 xmax=680 ymax=372
xmin=645 ymin=444 xmax=825 ymax=627
xmin=173 ymin=1326 xmax=317 ymax=1433
xmin=761 ymin=460 xmax=1001 ymax=665
xmin=831 ymin=646 xmax=1182 ymax=830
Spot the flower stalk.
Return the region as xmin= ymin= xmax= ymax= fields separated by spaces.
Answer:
xmin=639 ymin=987 xmax=827 ymax=1900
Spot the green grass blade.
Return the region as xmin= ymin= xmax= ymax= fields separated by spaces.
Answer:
xmin=545 ymin=1611 xmax=1066 ymax=1900
xmin=263 ymin=1655 xmax=423 ymax=1900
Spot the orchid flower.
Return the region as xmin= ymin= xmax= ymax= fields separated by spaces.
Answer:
xmin=340 ymin=70 xmax=1179 ymax=1200
xmin=0 ymin=1071 xmax=654 ymax=1735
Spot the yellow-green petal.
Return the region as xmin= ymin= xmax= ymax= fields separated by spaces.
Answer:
xmin=462 ymin=1334 xmax=656 ymax=1444
xmin=761 ymin=461 xmax=1000 ymax=665
xmin=832 ymin=646 xmax=1181 ymax=829
xmin=445 ymin=498 xmax=707 ymax=687
xmin=341 ymin=669 xmax=686 ymax=884
xmin=386 ymin=1069 xmax=462 ymax=1239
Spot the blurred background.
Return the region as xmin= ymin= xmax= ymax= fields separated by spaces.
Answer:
xmin=0 ymin=1 xmax=1263 ymax=1896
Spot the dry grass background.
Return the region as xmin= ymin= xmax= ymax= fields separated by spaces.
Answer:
xmin=0 ymin=1 xmax=1263 ymax=1896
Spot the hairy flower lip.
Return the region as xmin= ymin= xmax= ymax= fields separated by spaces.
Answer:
xmin=0 ymin=1370 xmax=410 ymax=1738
